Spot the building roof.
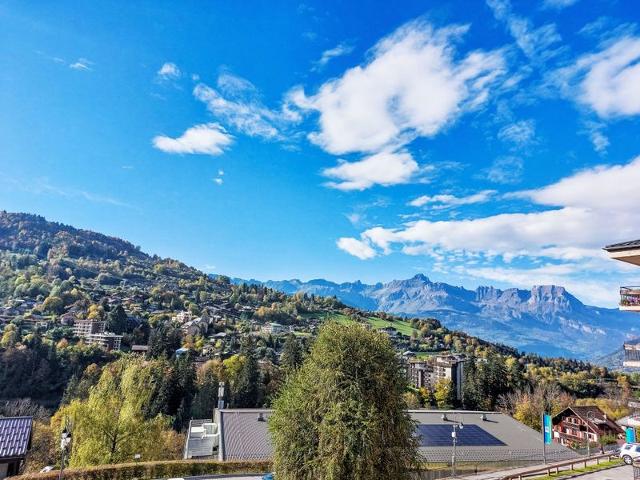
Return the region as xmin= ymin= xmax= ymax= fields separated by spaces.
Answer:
xmin=0 ymin=417 xmax=33 ymax=459
xmin=553 ymin=406 xmax=624 ymax=435
xmin=212 ymin=409 xmax=576 ymax=464
xmin=603 ymin=239 xmax=640 ymax=252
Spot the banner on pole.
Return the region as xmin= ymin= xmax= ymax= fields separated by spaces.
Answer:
xmin=627 ymin=427 xmax=636 ymax=443
xmin=543 ymin=414 xmax=553 ymax=445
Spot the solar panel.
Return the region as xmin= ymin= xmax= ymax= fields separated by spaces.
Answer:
xmin=417 ymin=424 xmax=506 ymax=447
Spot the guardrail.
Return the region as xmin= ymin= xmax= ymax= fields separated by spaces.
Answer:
xmin=499 ymin=453 xmax=618 ymax=480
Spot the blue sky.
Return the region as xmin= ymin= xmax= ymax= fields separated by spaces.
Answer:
xmin=1 ymin=0 xmax=640 ymax=306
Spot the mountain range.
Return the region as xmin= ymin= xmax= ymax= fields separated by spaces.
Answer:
xmin=232 ymin=274 xmax=638 ymax=360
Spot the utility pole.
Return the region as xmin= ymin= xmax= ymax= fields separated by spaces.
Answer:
xmin=451 ymin=418 xmax=464 ymax=478
xmin=58 ymin=427 xmax=72 ymax=480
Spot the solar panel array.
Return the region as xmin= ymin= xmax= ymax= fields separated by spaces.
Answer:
xmin=417 ymin=424 xmax=506 ymax=447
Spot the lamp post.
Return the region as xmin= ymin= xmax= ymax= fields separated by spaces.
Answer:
xmin=586 ymin=411 xmax=595 ymax=458
xmin=58 ymin=428 xmax=72 ymax=480
xmin=451 ymin=418 xmax=464 ymax=478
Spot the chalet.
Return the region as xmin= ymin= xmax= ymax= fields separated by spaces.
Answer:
xmin=0 ymin=417 xmax=32 ymax=479
xmin=552 ymin=406 xmax=624 ymax=447
xmin=262 ymin=322 xmax=286 ymax=335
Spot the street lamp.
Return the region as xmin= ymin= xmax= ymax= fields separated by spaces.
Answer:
xmin=451 ymin=418 xmax=464 ymax=478
xmin=58 ymin=428 xmax=72 ymax=480
xmin=586 ymin=411 xmax=595 ymax=458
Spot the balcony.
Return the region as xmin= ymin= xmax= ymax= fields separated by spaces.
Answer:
xmin=620 ymin=286 xmax=640 ymax=311
xmin=624 ymin=343 xmax=640 ymax=368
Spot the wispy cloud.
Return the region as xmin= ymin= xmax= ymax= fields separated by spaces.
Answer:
xmin=409 ymin=190 xmax=496 ymax=208
xmin=497 ymin=119 xmax=536 ymax=147
xmin=0 ymin=175 xmax=131 ymax=208
xmin=313 ymin=42 xmax=354 ymax=70
xmin=153 ymin=123 xmax=233 ymax=156
xmin=193 ymin=72 xmax=300 ymax=141
xmin=541 ymin=0 xmax=579 ymax=9
xmin=484 ymin=156 xmax=524 ymax=184
xmin=486 ymin=0 xmax=564 ymax=64
xmin=69 ymin=58 xmax=93 ymax=71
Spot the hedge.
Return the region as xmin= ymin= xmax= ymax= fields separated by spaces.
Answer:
xmin=16 ymin=459 xmax=272 ymax=480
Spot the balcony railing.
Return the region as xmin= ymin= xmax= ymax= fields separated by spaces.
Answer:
xmin=620 ymin=286 xmax=640 ymax=309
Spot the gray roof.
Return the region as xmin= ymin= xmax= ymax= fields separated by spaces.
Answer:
xmin=214 ymin=409 xmax=577 ymax=464
xmin=0 ymin=417 xmax=32 ymax=459
xmin=218 ymin=409 xmax=272 ymax=461
xmin=604 ymin=239 xmax=640 ymax=252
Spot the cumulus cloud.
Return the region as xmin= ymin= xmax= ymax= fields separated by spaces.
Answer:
xmin=557 ymin=36 xmax=640 ymax=118
xmin=339 ymin=155 xmax=640 ymax=268
xmin=323 ymin=151 xmax=420 ymax=191
xmin=336 ymin=237 xmax=377 ymax=259
xmin=314 ymin=42 xmax=354 ymax=70
xmin=409 ymin=190 xmax=496 ymax=208
xmin=152 ymin=123 xmax=233 ymax=156
xmin=295 ymin=20 xmax=506 ymax=155
xmin=157 ymin=62 xmax=181 ymax=80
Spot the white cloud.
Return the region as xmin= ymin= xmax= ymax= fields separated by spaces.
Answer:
xmin=340 ymin=155 xmax=640 ymax=268
xmin=314 ymin=42 xmax=354 ymax=70
xmin=497 ymin=119 xmax=536 ymax=146
xmin=336 ymin=237 xmax=377 ymax=260
xmin=323 ymin=150 xmax=419 ymax=191
xmin=558 ymin=36 xmax=640 ymax=118
xmin=582 ymin=121 xmax=609 ymax=154
xmin=409 ymin=190 xmax=496 ymax=208
xmin=295 ymin=20 xmax=506 ymax=155
xmin=69 ymin=58 xmax=93 ymax=71
xmin=485 ymin=156 xmax=524 ymax=184
xmin=213 ymin=177 xmax=224 ymax=185
xmin=193 ymin=73 xmax=299 ymax=140
xmin=542 ymin=0 xmax=579 ymax=9
xmin=152 ymin=123 xmax=233 ymax=156
xmin=487 ymin=0 xmax=563 ymax=63
xmin=157 ymin=62 xmax=181 ymax=80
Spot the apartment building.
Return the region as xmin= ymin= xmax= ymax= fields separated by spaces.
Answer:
xmin=408 ymin=354 xmax=466 ymax=400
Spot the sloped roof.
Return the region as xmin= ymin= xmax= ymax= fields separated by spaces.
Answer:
xmin=215 ymin=409 xmax=577 ymax=464
xmin=604 ymin=239 xmax=640 ymax=252
xmin=554 ymin=406 xmax=624 ymax=435
xmin=0 ymin=417 xmax=33 ymax=459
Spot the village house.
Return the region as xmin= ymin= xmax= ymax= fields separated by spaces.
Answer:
xmin=552 ymin=406 xmax=624 ymax=447
xmin=262 ymin=322 xmax=287 ymax=335
xmin=0 ymin=417 xmax=32 ymax=479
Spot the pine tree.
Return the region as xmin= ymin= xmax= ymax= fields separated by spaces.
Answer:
xmin=280 ymin=334 xmax=303 ymax=373
xmin=233 ymin=338 xmax=260 ymax=408
xmin=106 ymin=304 xmax=128 ymax=335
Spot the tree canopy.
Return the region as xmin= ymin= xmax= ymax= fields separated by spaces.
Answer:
xmin=269 ymin=322 xmax=419 ymax=480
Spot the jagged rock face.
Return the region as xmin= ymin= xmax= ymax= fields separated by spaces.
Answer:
xmin=235 ymin=273 xmax=637 ymax=360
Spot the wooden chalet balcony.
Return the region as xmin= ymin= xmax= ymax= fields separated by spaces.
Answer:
xmin=620 ymin=286 xmax=640 ymax=311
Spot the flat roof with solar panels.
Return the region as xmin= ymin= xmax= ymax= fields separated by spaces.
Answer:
xmin=185 ymin=409 xmax=578 ymax=464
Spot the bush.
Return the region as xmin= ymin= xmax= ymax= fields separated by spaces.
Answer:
xmin=15 ymin=460 xmax=271 ymax=480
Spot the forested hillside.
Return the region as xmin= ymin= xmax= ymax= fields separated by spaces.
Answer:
xmin=0 ymin=211 xmax=637 ymax=470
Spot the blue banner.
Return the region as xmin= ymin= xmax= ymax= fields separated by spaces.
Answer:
xmin=543 ymin=414 xmax=553 ymax=445
xmin=627 ymin=427 xmax=636 ymax=443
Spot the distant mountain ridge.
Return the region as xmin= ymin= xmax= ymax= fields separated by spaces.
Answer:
xmin=231 ymin=274 xmax=637 ymax=360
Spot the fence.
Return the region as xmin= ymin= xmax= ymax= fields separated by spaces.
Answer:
xmin=498 ymin=453 xmax=619 ymax=480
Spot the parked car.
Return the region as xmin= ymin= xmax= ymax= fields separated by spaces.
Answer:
xmin=619 ymin=443 xmax=640 ymax=464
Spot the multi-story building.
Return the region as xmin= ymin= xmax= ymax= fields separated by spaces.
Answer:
xmin=262 ymin=322 xmax=287 ymax=335
xmin=407 ymin=354 xmax=466 ymax=400
xmin=87 ymin=332 xmax=122 ymax=351
xmin=72 ymin=319 xmax=106 ymax=338
xmin=552 ymin=406 xmax=623 ymax=446
xmin=604 ymin=240 xmax=640 ymax=367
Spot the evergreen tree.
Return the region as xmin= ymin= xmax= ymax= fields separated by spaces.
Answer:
xmin=280 ymin=334 xmax=303 ymax=372
xmin=233 ymin=338 xmax=260 ymax=407
xmin=106 ymin=305 xmax=128 ymax=335
xmin=269 ymin=323 xmax=419 ymax=480
xmin=462 ymin=354 xmax=481 ymax=410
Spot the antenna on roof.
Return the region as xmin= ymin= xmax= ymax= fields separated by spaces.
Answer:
xmin=480 ymin=413 xmax=487 ymax=421
xmin=258 ymin=412 xmax=265 ymax=422
xmin=442 ymin=413 xmax=448 ymax=421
